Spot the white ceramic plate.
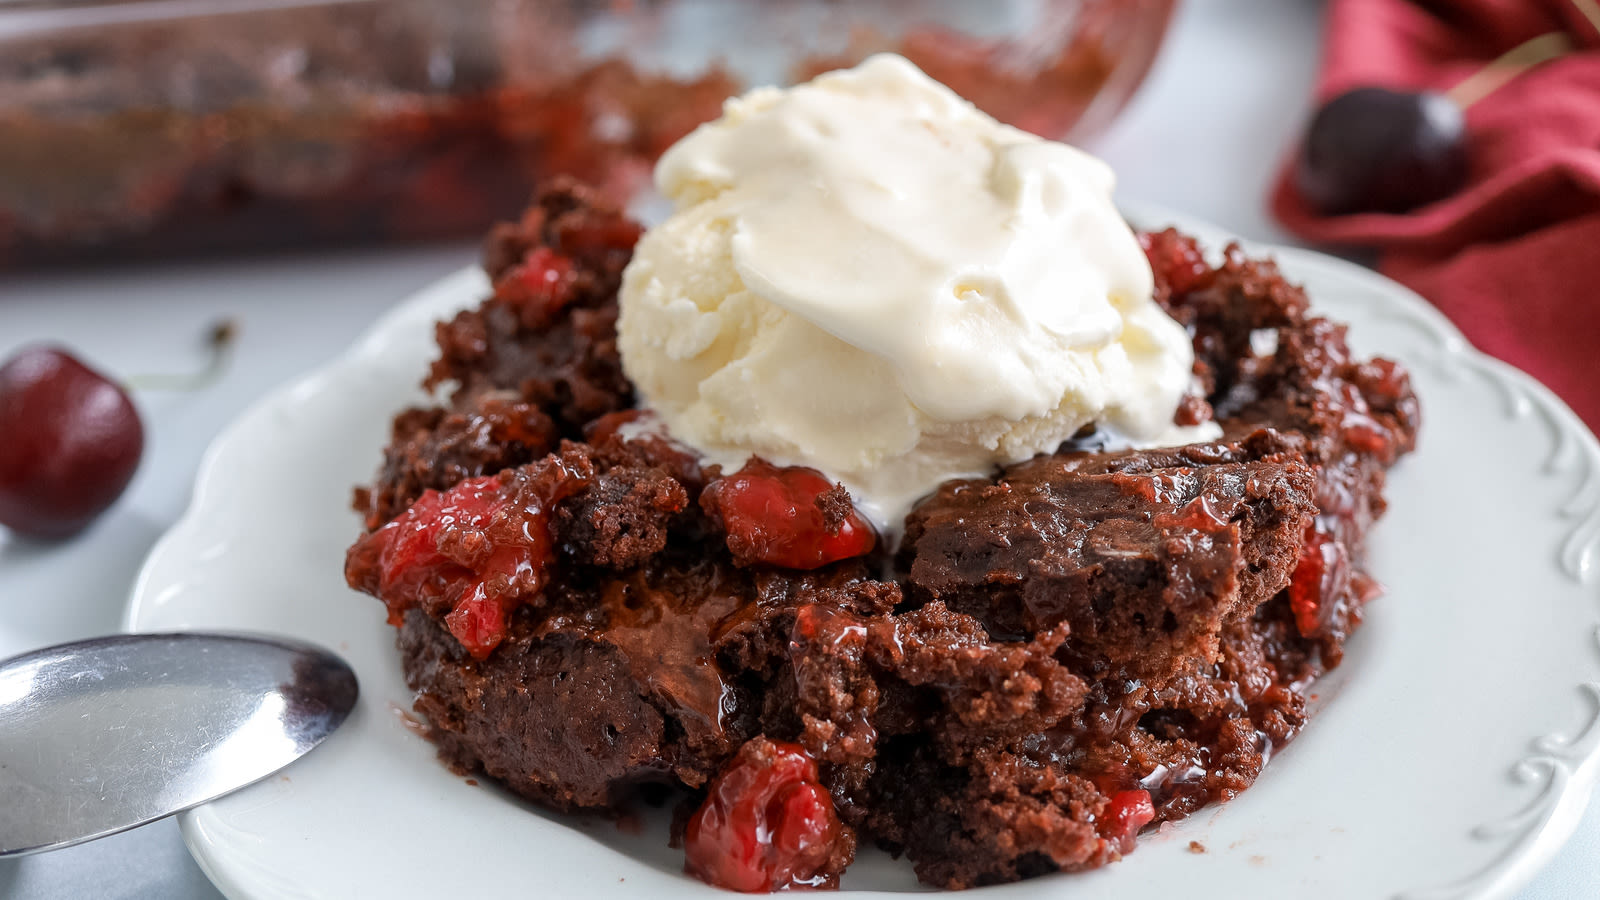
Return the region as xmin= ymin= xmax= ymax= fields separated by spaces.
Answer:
xmin=125 ymin=209 xmax=1600 ymax=899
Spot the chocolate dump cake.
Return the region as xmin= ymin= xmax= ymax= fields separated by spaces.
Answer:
xmin=345 ymin=179 xmax=1417 ymax=890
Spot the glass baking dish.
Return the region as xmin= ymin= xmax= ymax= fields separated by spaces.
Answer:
xmin=0 ymin=0 xmax=1175 ymax=267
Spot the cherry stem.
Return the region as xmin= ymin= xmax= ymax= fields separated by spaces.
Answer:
xmin=1574 ymin=0 xmax=1600 ymax=37
xmin=124 ymin=319 xmax=239 ymax=391
xmin=1447 ymin=31 xmax=1574 ymax=109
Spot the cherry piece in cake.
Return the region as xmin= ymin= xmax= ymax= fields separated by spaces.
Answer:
xmin=1139 ymin=228 xmax=1216 ymax=298
xmin=345 ymin=453 xmax=594 ymax=659
xmin=685 ymin=738 xmax=853 ymax=892
xmin=1101 ymin=790 xmax=1156 ymax=854
xmin=495 ymin=247 xmax=578 ymax=325
xmin=1288 ymin=525 xmax=1352 ymax=638
xmin=701 ymin=459 xmax=876 ymax=570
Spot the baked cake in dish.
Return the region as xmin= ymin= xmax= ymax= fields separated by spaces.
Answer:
xmin=345 ymin=177 xmax=1418 ymax=890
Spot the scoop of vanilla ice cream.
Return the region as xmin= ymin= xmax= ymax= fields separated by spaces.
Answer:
xmin=618 ymin=54 xmax=1210 ymax=527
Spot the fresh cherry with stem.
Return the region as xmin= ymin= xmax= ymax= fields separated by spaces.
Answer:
xmin=1294 ymin=31 xmax=1575 ymax=216
xmin=0 ymin=348 xmax=144 ymax=539
xmin=0 ymin=321 xmax=237 ymax=540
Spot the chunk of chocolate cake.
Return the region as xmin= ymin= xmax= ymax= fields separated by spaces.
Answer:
xmin=901 ymin=431 xmax=1317 ymax=686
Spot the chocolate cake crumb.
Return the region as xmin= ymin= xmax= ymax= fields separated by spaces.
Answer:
xmin=554 ymin=465 xmax=688 ymax=568
xmin=814 ymin=484 xmax=855 ymax=535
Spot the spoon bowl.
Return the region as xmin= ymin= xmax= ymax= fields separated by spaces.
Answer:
xmin=0 ymin=631 xmax=358 ymax=857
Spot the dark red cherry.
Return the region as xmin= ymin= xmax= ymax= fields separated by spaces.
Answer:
xmin=1288 ymin=525 xmax=1352 ymax=638
xmin=0 ymin=346 xmax=144 ymax=539
xmin=1294 ymin=87 xmax=1468 ymax=216
xmin=684 ymin=738 xmax=848 ymax=892
xmin=701 ymin=459 xmax=876 ymax=570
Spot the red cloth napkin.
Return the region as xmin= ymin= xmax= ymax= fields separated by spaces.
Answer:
xmin=1271 ymin=0 xmax=1600 ymax=429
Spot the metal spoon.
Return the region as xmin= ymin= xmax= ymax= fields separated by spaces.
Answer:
xmin=0 ymin=631 xmax=358 ymax=857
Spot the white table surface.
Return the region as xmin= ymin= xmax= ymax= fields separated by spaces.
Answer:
xmin=1 ymin=1 xmax=1594 ymax=897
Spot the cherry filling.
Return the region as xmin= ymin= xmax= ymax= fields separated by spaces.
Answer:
xmin=495 ymin=246 xmax=579 ymax=325
xmin=701 ymin=459 xmax=877 ymax=570
xmin=344 ymin=456 xmax=593 ymax=658
xmin=1342 ymin=357 xmax=1415 ymax=464
xmin=1288 ymin=524 xmax=1352 ymax=638
xmin=684 ymin=738 xmax=850 ymax=892
xmin=1138 ymin=228 xmax=1216 ymax=298
xmin=1100 ymin=789 xmax=1156 ymax=855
